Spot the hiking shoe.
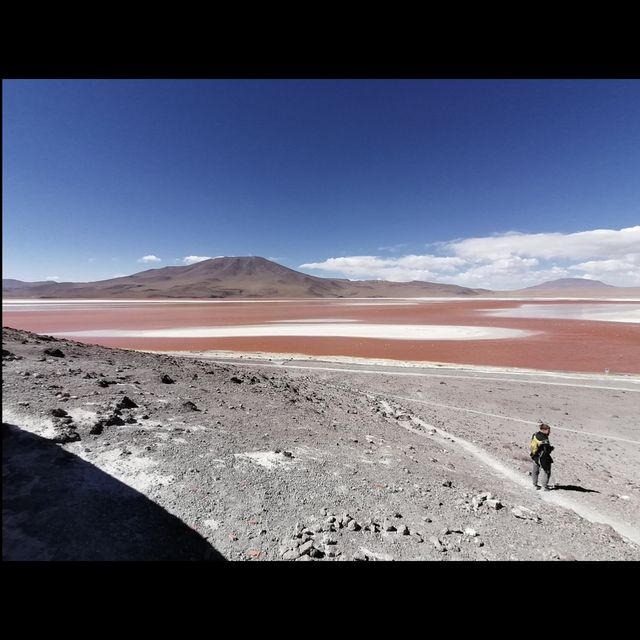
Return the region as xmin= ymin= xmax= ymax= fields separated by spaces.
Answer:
xmin=542 ymin=486 xmax=551 ymax=491
xmin=534 ymin=485 xmax=541 ymax=490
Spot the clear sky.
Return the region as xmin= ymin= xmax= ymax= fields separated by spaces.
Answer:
xmin=3 ymin=79 xmax=639 ymax=288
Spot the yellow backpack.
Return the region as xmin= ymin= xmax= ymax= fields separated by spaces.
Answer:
xmin=530 ymin=433 xmax=544 ymax=458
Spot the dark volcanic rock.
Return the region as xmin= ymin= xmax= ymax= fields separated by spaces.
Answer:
xmin=161 ymin=374 xmax=175 ymax=384
xmin=51 ymin=408 xmax=69 ymax=418
xmin=117 ymin=396 xmax=138 ymax=409
xmin=182 ymin=401 xmax=200 ymax=411
xmin=44 ymin=348 xmax=65 ymax=358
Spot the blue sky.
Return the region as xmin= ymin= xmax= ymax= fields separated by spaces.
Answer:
xmin=3 ymin=79 xmax=639 ymax=288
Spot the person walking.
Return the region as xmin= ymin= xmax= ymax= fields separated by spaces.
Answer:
xmin=530 ymin=421 xmax=554 ymax=490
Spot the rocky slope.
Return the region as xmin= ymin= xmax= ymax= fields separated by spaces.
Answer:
xmin=3 ymin=326 xmax=639 ymax=561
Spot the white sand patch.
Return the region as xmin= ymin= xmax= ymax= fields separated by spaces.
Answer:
xmin=2 ymin=408 xmax=58 ymax=439
xmin=53 ymin=323 xmax=534 ymax=341
xmin=234 ymin=451 xmax=296 ymax=470
xmin=66 ymin=408 xmax=99 ymax=426
xmin=335 ymin=301 xmax=420 ymax=306
xmin=203 ymin=519 xmax=220 ymax=531
xmin=267 ymin=318 xmax=359 ymax=323
xmin=485 ymin=303 xmax=640 ymax=323
xmin=73 ymin=447 xmax=175 ymax=493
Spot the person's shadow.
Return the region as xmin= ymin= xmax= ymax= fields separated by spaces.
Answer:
xmin=3 ymin=423 xmax=225 ymax=561
xmin=553 ymin=484 xmax=600 ymax=493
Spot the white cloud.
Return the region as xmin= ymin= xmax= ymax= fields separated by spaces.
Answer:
xmin=138 ymin=255 xmax=161 ymax=263
xmin=378 ymin=243 xmax=408 ymax=253
xmin=182 ymin=255 xmax=213 ymax=265
xmin=447 ymin=226 xmax=640 ymax=261
xmin=300 ymin=226 xmax=640 ymax=289
xmin=46 ymin=276 xmax=60 ymax=281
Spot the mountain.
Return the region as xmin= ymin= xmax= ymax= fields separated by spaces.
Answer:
xmin=2 ymin=278 xmax=55 ymax=291
xmin=522 ymin=278 xmax=615 ymax=290
xmin=496 ymin=277 xmax=640 ymax=298
xmin=2 ymin=256 xmax=481 ymax=299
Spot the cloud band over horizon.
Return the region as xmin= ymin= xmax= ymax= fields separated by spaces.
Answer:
xmin=300 ymin=226 xmax=640 ymax=289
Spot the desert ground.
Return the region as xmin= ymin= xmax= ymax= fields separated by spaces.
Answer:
xmin=3 ymin=324 xmax=639 ymax=561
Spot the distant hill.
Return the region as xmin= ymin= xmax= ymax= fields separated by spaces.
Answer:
xmin=2 ymin=256 xmax=482 ymax=299
xmin=522 ymin=278 xmax=615 ymax=290
xmin=495 ymin=277 xmax=640 ymax=298
xmin=2 ymin=278 xmax=54 ymax=291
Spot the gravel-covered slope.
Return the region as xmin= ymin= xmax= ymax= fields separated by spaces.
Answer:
xmin=3 ymin=327 xmax=639 ymax=561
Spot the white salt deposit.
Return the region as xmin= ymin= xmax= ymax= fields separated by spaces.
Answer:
xmin=52 ymin=323 xmax=534 ymax=340
xmin=485 ymin=303 xmax=640 ymax=324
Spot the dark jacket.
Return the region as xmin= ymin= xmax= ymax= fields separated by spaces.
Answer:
xmin=531 ymin=431 xmax=554 ymax=465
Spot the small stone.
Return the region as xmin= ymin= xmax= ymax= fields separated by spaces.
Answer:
xmin=52 ymin=428 xmax=80 ymax=443
xmin=347 ymin=520 xmax=361 ymax=531
xmin=161 ymin=374 xmax=174 ymax=384
xmin=117 ymin=396 xmax=138 ymax=409
xmin=511 ymin=506 xmax=540 ymax=521
xmin=230 ymin=376 xmax=243 ymax=384
xmin=282 ymin=549 xmax=300 ymax=560
xmin=182 ymin=400 xmax=199 ymax=411
xmin=298 ymin=540 xmax=314 ymax=555
xmin=383 ymin=520 xmax=397 ymax=532
xmin=51 ymin=408 xmax=68 ymax=417
xmin=295 ymin=554 xmax=313 ymax=561
xmin=309 ymin=547 xmax=324 ymax=558
xmin=486 ymin=499 xmax=502 ymax=510
xmin=397 ymin=524 xmax=410 ymax=535
xmin=429 ymin=536 xmax=444 ymax=551
xmin=464 ymin=527 xmax=478 ymax=537
xmin=44 ymin=348 xmax=65 ymax=358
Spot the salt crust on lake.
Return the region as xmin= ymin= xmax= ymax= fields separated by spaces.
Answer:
xmin=53 ymin=323 xmax=534 ymax=341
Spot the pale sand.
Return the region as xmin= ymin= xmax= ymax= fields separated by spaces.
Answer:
xmin=51 ymin=323 xmax=535 ymax=341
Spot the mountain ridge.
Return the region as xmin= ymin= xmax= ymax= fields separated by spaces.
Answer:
xmin=2 ymin=256 xmax=480 ymax=299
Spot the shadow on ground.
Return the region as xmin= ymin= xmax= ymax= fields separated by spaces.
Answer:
xmin=553 ymin=484 xmax=600 ymax=493
xmin=2 ymin=423 xmax=225 ymax=561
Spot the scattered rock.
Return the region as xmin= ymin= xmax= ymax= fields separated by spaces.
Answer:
xmin=44 ymin=348 xmax=65 ymax=358
xmin=51 ymin=408 xmax=68 ymax=418
xmin=182 ymin=401 xmax=199 ymax=411
xmin=511 ymin=506 xmax=541 ymax=522
xmin=52 ymin=428 xmax=80 ymax=443
xmin=161 ymin=374 xmax=175 ymax=384
xmin=429 ymin=536 xmax=445 ymax=552
xmin=117 ymin=396 xmax=138 ymax=409
xmin=298 ymin=540 xmax=314 ymax=555
xmin=230 ymin=376 xmax=243 ymax=384
xmin=383 ymin=519 xmax=397 ymax=532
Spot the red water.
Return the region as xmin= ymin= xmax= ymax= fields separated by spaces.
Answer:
xmin=3 ymin=300 xmax=639 ymax=374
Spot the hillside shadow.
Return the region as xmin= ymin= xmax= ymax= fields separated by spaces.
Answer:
xmin=553 ymin=484 xmax=600 ymax=493
xmin=2 ymin=423 xmax=225 ymax=561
